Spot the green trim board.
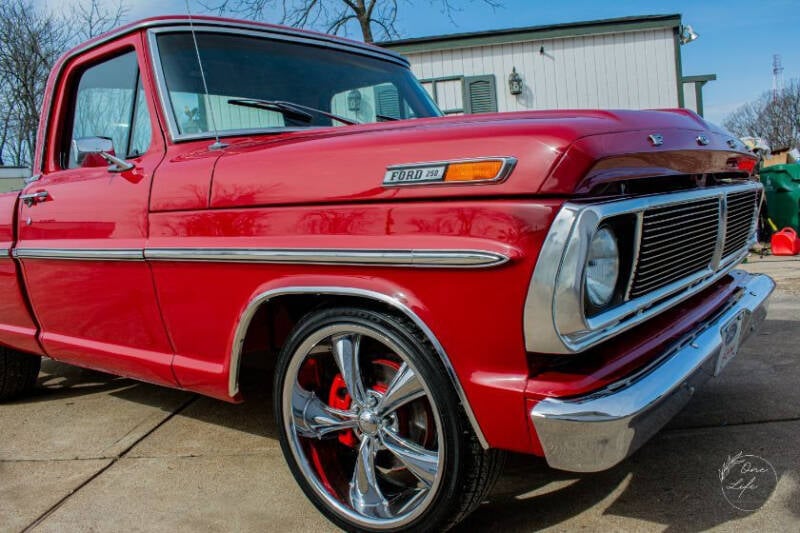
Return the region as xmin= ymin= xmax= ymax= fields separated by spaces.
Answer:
xmin=379 ymin=14 xmax=682 ymax=54
xmin=682 ymin=74 xmax=717 ymax=83
xmin=682 ymin=74 xmax=716 ymax=117
xmin=673 ymin=27 xmax=684 ymax=108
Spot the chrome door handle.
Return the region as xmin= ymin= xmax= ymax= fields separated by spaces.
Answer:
xmin=20 ymin=191 xmax=49 ymax=207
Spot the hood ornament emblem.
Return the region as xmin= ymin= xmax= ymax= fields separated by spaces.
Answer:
xmin=696 ymin=135 xmax=710 ymax=146
xmin=648 ymin=134 xmax=664 ymax=146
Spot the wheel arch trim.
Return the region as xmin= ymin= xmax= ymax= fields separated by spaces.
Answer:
xmin=227 ymin=285 xmax=489 ymax=449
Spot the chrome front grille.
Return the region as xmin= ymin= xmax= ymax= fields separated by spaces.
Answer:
xmin=524 ymin=181 xmax=763 ymax=355
xmin=723 ymin=190 xmax=760 ymax=258
xmin=630 ymin=198 xmax=719 ymax=298
xmin=629 ymin=187 xmax=758 ymax=300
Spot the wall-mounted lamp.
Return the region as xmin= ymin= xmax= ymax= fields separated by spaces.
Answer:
xmin=347 ymin=89 xmax=362 ymax=112
xmin=508 ymin=67 xmax=523 ymax=95
xmin=679 ymin=24 xmax=698 ymax=45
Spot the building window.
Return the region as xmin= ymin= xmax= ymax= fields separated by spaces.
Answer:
xmin=419 ymin=74 xmax=498 ymax=115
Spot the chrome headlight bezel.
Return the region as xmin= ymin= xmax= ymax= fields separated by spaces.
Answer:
xmin=522 ymin=182 xmax=762 ymax=355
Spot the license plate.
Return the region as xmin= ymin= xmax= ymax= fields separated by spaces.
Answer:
xmin=715 ymin=311 xmax=745 ymax=376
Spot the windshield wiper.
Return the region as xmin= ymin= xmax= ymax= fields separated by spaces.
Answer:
xmin=376 ymin=114 xmax=399 ymax=122
xmin=227 ymin=98 xmax=360 ymax=126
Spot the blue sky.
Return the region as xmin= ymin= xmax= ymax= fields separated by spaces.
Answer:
xmin=44 ymin=0 xmax=800 ymax=124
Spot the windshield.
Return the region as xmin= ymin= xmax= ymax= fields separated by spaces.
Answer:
xmin=155 ymin=31 xmax=441 ymax=136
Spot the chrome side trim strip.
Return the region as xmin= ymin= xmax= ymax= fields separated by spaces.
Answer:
xmin=531 ymin=271 xmax=774 ymax=472
xmin=11 ymin=247 xmax=508 ymax=268
xmin=524 ymin=182 xmax=762 ymax=354
xmin=144 ymin=248 xmax=509 ymax=268
xmin=228 ymin=286 xmax=489 ymax=449
xmin=12 ymin=248 xmax=144 ymax=261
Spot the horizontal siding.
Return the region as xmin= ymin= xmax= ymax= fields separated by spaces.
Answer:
xmin=407 ymin=28 xmax=678 ymax=112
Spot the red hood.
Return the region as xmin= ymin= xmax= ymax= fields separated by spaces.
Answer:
xmin=209 ymin=109 xmax=753 ymax=208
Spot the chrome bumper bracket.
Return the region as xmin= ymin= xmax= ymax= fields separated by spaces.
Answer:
xmin=530 ymin=271 xmax=774 ymax=473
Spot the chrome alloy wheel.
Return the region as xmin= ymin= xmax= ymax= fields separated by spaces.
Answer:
xmin=281 ymin=323 xmax=444 ymax=530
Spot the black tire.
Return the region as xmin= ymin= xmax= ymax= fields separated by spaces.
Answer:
xmin=274 ymin=307 xmax=504 ymax=532
xmin=0 ymin=346 xmax=41 ymax=402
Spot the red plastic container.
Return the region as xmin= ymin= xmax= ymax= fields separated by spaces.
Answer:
xmin=771 ymin=227 xmax=800 ymax=256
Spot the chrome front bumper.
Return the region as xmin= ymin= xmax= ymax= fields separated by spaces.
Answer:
xmin=530 ymin=270 xmax=775 ymax=473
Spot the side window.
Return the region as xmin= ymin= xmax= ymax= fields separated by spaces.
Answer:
xmin=129 ymin=78 xmax=152 ymax=157
xmin=68 ymin=50 xmax=151 ymax=168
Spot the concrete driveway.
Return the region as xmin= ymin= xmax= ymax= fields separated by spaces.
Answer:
xmin=1 ymin=256 xmax=798 ymax=532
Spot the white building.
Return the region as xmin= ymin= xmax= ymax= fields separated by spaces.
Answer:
xmin=380 ymin=14 xmax=715 ymax=117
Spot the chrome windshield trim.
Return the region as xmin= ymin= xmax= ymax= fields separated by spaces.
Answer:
xmin=36 ymin=17 xmax=408 ymax=173
xmin=144 ymin=248 xmax=508 ymax=268
xmin=228 ymin=285 xmax=489 ymax=449
xmin=524 ymin=182 xmax=762 ymax=354
xmin=12 ymin=248 xmax=144 ymax=261
xmin=146 ymin=25 xmax=418 ymax=143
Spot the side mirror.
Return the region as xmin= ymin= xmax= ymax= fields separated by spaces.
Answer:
xmin=70 ymin=137 xmax=134 ymax=172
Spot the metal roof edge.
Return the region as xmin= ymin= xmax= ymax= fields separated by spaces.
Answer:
xmin=55 ymin=15 xmax=408 ymax=68
xmin=682 ymin=74 xmax=718 ymax=83
xmin=379 ymin=14 xmax=682 ymax=55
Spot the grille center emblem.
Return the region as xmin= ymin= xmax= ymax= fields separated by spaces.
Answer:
xmin=648 ymin=134 xmax=664 ymax=146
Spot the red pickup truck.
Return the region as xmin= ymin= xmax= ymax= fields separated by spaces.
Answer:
xmin=0 ymin=15 xmax=774 ymax=532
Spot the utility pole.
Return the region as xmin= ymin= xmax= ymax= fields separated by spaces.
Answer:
xmin=772 ymin=54 xmax=784 ymax=101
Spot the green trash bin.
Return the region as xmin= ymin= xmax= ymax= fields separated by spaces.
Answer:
xmin=761 ymin=163 xmax=800 ymax=231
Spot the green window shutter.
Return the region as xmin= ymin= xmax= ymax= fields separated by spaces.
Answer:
xmin=375 ymin=84 xmax=401 ymax=119
xmin=463 ymin=75 xmax=497 ymax=114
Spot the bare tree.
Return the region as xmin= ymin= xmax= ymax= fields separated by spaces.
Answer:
xmin=74 ymin=0 xmax=129 ymax=43
xmin=0 ymin=0 xmax=126 ymax=167
xmin=203 ymin=0 xmax=502 ymax=43
xmin=724 ymin=79 xmax=800 ymax=152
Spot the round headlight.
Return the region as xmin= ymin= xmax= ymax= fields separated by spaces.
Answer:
xmin=584 ymin=226 xmax=620 ymax=310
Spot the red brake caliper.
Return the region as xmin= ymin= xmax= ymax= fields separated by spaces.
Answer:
xmin=328 ymin=359 xmax=399 ymax=448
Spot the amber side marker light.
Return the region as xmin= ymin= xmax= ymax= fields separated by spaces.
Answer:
xmin=444 ymin=160 xmax=505 ymax=182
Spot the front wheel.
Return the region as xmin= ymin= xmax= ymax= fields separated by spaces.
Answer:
xmin=274 ymin=307 xmax=503 ymax=532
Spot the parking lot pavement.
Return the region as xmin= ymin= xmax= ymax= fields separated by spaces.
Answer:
xmin=0 ymin=255 xmax=798 ymax=532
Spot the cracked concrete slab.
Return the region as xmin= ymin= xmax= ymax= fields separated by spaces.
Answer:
xmin=0 ymin=458 xmax=111 ymax=532
xmin=0 ymin=361 xmax=193 ymax=461
xmin=29 ymin=455 xmax=336 ymax=533
xmin=127 ymin=390 xmax=279 ymax=459
xmin=1 ymin=256 xmax=796 ymax=532
xmin=459 ymin=420 xmax=800 ymax=532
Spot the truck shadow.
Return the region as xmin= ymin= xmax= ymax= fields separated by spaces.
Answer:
xmin=455 ymin=442 xmax=800 ymax=532
xmin=11 ymin=312 xmax=799 ymax=531
xmin=22 ymin=358 xmax=139 ymax=402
